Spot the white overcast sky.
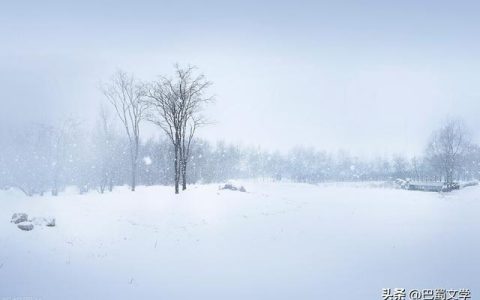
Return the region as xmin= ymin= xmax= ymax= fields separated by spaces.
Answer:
xmin=1 ymin=0 xmax=480 ymax=156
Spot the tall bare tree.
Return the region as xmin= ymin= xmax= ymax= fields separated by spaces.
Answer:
xmin=175 ymin=65 xmax=212 ymax=190
xmin=145 ymin=74 xmax=182 ymax=194
xmin=145 ymin=64 xmax=212 ymax=194
xmin=101 ymin=70 xmax=146 ymax=191
xmin=426 ymin=118 xmax=471 ymax=184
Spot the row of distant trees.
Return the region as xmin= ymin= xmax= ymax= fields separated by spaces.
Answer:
xmin=0 ymin=62 xmax=477 ymax=194
xmin=0 ymin=116 xmax=478 ymax=196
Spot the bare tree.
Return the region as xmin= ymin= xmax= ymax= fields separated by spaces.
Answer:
xmin=101 ymin=70 xmax=146 ymax=191
xmin=392 ymin=155 xmax=409 ymax=179
xmin=426 ymin=118 xmax=471 ymax=185
xmin=93 ymin=106 xmax=119 ymax=193
xmin=411 ymin=156 xmax=421 ymax=181
xmin=145 ymin=64 xmax=212 ymax=194
xmin=51 ymin=119 xmax=81 ymax=196
xmin=145 ymin=74 xmax=182 ymax=193
xmin=175 ymin=65 xmax=212 ymax=190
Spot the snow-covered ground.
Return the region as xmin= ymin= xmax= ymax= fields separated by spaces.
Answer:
xmin=0 ymin=181 xmax=479 ymax=299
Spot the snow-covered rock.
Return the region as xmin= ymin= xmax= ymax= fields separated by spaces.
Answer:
xmin=220 ymin=183 xmax=247 ymax=192
xmin=11 ymin=214 xmax=55 ymax=230
xmin=17 ymin=222 xmax=34 ymax=231
xmin=11 ymin=213 xmax=28 ymax=224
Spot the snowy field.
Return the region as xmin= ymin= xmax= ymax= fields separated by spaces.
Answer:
xmin=0 ymin=181 xmax=479 ymax=299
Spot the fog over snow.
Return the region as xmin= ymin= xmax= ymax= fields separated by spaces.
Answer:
xmin=2 ymin=1 xmax=480 ymax=300
xmin=2 ymin=1 xmax=480 ymax=156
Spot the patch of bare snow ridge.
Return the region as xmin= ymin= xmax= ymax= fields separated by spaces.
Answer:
xmin=0 ymin=181 xmax=479 ymax=299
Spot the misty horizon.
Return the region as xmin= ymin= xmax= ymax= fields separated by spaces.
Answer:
xmin=2 ymin=2 xmax=480 ymax=299
xmin=2 ymin=1 xmax=480 ymax=156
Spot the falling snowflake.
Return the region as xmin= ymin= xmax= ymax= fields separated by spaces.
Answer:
xmin=143 ymin=156 xmax=152 ymax=165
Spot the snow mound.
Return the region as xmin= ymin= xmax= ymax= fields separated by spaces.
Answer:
xmin=220 ymin=183 xmax=246 ymax=192
xmin=30 ymin=217 xmax=56 ymax=227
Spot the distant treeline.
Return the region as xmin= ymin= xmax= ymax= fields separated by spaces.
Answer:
xmin=1 ymin=118 xmax=479 ymax=196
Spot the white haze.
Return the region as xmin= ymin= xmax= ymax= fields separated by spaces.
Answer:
xmin=1 ymin=1 xmax=480 ymax=156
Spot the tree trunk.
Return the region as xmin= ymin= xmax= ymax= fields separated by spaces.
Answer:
xmin=131 ymin=146 xmax=138 ymax=192
xmin=174 ymin=144 xmax=180 ymax=194
xmin=52 ymin=179 xmax=58 ymax=196
xmin=182 ymin=160 xmax=187 ymax=190
xmin=131 ymin=165 xmax=136 ymax=191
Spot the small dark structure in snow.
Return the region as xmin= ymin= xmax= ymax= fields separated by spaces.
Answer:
xmin=407 ymin=181 xmax=444 ymax=192
xmin=460 ymin=181 xmax=479 ymax=189
xmin=401 ymin=181 xmax=460 ymax=192
xmin=220 ymin=183 xmax=247 ymax=192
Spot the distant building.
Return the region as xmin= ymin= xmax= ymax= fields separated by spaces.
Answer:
xmin=407 ymin=181 xmax=444 ymax=192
